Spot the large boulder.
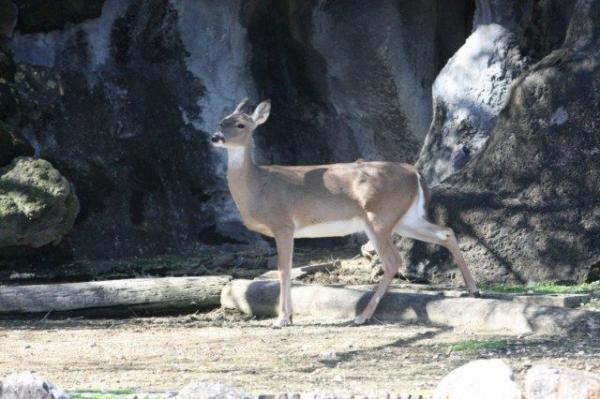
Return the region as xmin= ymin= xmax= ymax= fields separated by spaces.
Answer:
xmin=417 ymin=0 xmax=531 ymax=186
xmin=404 ymin=0 xmax=600 ymax=284
xmin=0 ymin=157 xmax=79 ymax=248
xmin=0 ymin=371 xmax=69 ymax=399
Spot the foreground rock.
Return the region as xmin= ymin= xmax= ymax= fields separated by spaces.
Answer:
xmin=434 ymin=359 xmax=522 ymax=399
xmin=0 ymin=157 xmax=79 ymax=248
xmin=406 ymin=0 xmax=600 ymax=284
xmin=176 ymin=382 xmax=243 ymax=399
xmin=0 ymin=371 xmax=69 ymax=399
xmin=526 ymin=365 xmax=600 ymax=399
xmin=221 ymin=280 xmax=599 ymax=335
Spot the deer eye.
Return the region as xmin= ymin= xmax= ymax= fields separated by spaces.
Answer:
xmin=236 ymin=124 xmax=245 ymax=129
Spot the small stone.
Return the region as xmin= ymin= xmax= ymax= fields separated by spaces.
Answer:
xmin=320 ymin=351 xmax=338 ymax=360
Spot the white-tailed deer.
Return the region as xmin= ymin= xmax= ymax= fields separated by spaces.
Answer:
xmin=212 ymin=99 xmax=479 ymax=328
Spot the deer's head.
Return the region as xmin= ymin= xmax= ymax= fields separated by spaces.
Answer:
xmin=211 ymin=99 xmax=271 ymax=148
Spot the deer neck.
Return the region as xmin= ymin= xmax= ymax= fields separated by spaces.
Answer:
xmin=225 ymin=141 xmax=260 ymax=212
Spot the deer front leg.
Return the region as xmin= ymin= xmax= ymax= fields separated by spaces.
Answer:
xmin=273 ymin=228 xmax=294 ymax=328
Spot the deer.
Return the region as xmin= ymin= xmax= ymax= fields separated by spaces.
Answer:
xmin=211 ymin=99 xmax=479 ymax=328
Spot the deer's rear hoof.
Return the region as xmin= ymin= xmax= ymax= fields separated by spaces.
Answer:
xmin=353 ymin=315 xmax=368 ymax=326
xmin=272 ymin=317 xmax=292 ymax=329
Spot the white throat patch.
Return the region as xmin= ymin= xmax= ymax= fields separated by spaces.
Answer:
xmin=228 ymin=147 xmax=246 ymax=169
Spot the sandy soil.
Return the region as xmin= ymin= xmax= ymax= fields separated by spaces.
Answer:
xmin=1 ymin=310 xmax=599 ymax=397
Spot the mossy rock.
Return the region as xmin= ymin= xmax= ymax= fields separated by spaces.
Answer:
xmin=0 ymin=157 xmax=79 ymax=248
xmin=0 ymin=122 xmax=33 ymax=167
xmin=13 ymin=0 xmax=104 ymax=33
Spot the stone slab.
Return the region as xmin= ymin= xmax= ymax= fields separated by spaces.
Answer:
xmin=221 ymin=280 xmax=600 ymax=336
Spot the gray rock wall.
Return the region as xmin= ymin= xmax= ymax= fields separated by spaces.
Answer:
xmin=4 ymin=0 xmax=597 ymax=284
xmin=5 ymin=0 xmax=470 ymax=260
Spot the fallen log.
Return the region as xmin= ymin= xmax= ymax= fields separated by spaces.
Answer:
xmin=221 ymin=279 xmax=600 ymax=336
xmin=0 ymin=276 xmax=231 ymax=317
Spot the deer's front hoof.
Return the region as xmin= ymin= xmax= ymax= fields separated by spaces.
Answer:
xmin=353 ymin=314 xmax=368 ymax=326
xmin=469 ymin=290 xmax=481 ymax=298
xmin=272 ymin=317 xmax=292 ymax=329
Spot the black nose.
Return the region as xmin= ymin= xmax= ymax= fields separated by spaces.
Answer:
xmin=211 ymin=133 xmax=224 ymax=143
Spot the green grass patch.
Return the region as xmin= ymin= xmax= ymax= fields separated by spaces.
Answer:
xmin=481 ymin=281 xmax=600 ymax=294
xmin=451 ymin=339 xmax=509 ymax=354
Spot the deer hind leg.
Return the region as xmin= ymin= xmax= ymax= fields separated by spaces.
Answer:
xmin=354 ymin=222 xmax=402 ymax=325
xmin=273 ymin=228 xmax=294 ymax=328
xmin=395 ymin=219 xmax=479 ymax=295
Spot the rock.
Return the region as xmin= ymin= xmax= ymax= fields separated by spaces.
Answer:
xmin=2 ymin=0 xmax=597 ymax=279
xmin=0 ymin=41 xmax=15 ymax=80
xmin=11 ymin=64 xmax=62 ymax=122
xmin=245 ymin=0 xmax=470 ymax=167
xmin=176 ymin=382 xmax=243 ymax=399
xmin=7 ymin=0 xmax=223 ymax=259
xmin=0 ymin=371 xmax=69 ymax=399
xmin=5 ymin=0 xmax=472 ymax=261
xmin=418 ymin=0 xmax=530 ymax=186
xmin=12 ymin=0 xmax=104 ymax=33
xmin=221 ymin=279 xmax=600 ymax=335
xmin=525 ymin=365 xmax=600 ymax=399
xmin=433 ymin=359 xmax=522 ymax=399
xmin=0 ymin=0 xmax=17 ymax=39
xmin=406 ymin=0 xmax=600 ymax=283
xmin=0 ymin=157 xmax=79 ymax=248
xmin=0 ymin=122 xmax=33 ymax=167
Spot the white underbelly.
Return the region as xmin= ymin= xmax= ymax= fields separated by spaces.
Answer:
xmin=294 ymin=218 xmax=364 ymax=238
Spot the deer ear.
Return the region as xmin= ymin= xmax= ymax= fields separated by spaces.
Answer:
xmin=252 ymin=100 xmax=271 ymax=125
xmin=234 ymin=98 xmax=254 ymax=115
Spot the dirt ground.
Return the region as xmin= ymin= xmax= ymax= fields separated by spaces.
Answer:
xmin=1 ymin=310 xmax=599 ymax=397
xmin=2 ymin=246 xmax=599 ymax=396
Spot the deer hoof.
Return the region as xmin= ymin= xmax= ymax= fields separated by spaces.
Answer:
xmin=353 ymin=315 xmax=368 ymax=326
xmin=272 ymin=317 xmax=292 ymax=329
xmin=470 ymin=290 xmax=481 ymax=298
